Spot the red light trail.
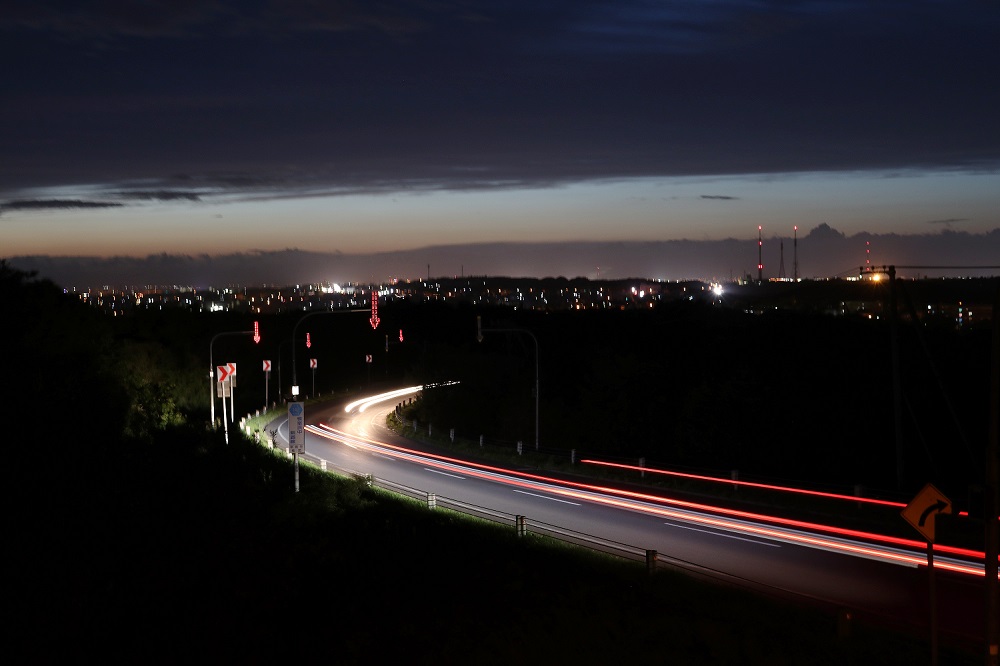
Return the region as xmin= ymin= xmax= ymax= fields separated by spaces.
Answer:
xmin=582 ymin=459 xmax=906 ymax=507
xmin=306 ymin=424 xmax=991 ymax=577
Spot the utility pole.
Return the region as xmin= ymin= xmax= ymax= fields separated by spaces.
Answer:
xmin=888 ymin=265 xmax=903 ymax=490
xmin=986 ymin=281 xmax=999 ymax=666
xmin=477 ymin=316 xmax=540 ymax=451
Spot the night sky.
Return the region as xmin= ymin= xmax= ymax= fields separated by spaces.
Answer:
xmin=2 ymin=1 xmax=998 ymax=283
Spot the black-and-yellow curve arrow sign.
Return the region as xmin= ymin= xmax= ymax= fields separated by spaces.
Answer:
xmin=901 ymin=483 xmax=952 ymax=543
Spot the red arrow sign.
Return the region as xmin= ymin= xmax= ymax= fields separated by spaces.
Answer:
xmin=309 ymin=358 xmax=317 ymax=369
xmin=217 ymin=365 xmax=231 ymax=382
xmin=370 ymin=291 xmax=380 ymax=330
xmin=262 ymin=360 xmax=271 ymax=372
xmin=227 ymin=362 xmax=236 ymax=377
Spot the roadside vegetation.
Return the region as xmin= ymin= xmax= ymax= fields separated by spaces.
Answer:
xmin=3 ymin=262 xmax=981 ymax=664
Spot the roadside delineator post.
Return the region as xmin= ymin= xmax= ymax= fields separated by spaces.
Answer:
xmin=515 ymin=515 xmax=526 ymax=537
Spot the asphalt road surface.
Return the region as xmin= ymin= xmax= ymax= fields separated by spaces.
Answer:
xmin=268 ymin=388 xmax=990 ymax=645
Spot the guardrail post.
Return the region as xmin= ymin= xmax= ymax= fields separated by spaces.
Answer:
xmin=639 ymin=457 xmax=645 ymax=478
xmin=515 ymin=515 xmax=526 ymax=537
xmin=837 ymin=608 xmax=853 ymax=639
xmin=571 ymin=449 xmax=576 ymax=465
xmin=413 ymin=418 xmax=418 ymax=431
xmin=645 ymin=549 xmax=658 ymax=575
xmin=731 ymin=469 xmax=739 ymax=491
xmin=320 ymin=460 xmax=327 ymax=472
xmin=427 ymin=493 xmax=437 ymax=510
xmin=450 ymin=428 xmax=455 ymax=443
xmin=479 ymin=434 xmax=484 ymax=448
xmin=517 ymin=441 xmax=523 ymax=455
xmin=428 ymin=423 xmax=433 ymax=437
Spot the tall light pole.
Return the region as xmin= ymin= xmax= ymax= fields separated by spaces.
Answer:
xmin=291 ymin=308 xmax=368 ymax=395
xmin=209 ymin=328 xmax=256 ymax=426
xmin=276 ymin=337 xmax=293 ymax=400
xmin=477 ymin=316 xmax=540 ymax=451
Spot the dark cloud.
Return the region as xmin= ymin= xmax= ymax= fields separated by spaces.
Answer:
xmin=116 ymin=191 xmax=202 ymax=202
xmin=1 ymin=1 xmax=997 ymax=197
xmin=926 ymin=218 xmax=968 ymax=227
xmin=0 ymin=199 xmax=123 ymax=215
xmin=700 ymin=195 xmax=739 ymax=200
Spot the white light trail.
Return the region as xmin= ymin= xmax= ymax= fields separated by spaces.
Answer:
xmin=343 ymin=382 xmax=459 ymax=413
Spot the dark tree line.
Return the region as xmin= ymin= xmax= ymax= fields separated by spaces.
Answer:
xmin=400 ymin=298 xmax=993 ymax=497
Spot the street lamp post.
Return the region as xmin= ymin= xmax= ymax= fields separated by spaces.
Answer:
xmin=277 ymin=337 xmax=292 ymax=401
xmin=477 ymin=316 xmax=540 ymax=451
xmin=291 ymin=309 xmax=367 ymax=394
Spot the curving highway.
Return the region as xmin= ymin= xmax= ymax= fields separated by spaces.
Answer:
xmin=272 ymin=386 xmax=990 ymax=645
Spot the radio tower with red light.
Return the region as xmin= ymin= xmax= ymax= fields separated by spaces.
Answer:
xmin=793 ymin=225 xmax=799 ymax=281
xmin=757 ymin=225 xmax=763 ymax=283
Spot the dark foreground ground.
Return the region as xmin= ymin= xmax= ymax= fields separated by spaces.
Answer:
xmin=9 ymin=426 xmax=980 ymax=665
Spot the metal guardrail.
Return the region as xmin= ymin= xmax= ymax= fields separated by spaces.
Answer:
xmin=256 ymin=424 xmax=951 ymax=640
xmin=275 ymin=440 xmax=656 ymax=566
xmin=248 ymin=408 xmax=984 ymax=644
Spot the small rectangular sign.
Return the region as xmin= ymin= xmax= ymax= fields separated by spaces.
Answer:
xmin=288 ymin=402 xmax=305 ymax=454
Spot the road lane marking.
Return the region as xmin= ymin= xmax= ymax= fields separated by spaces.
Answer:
xmin=513 ymin=490 xmax=580 ymax=506
xmin=664 ymin=521 xmax=781 ymax=548
xmin=374 ymin=453 xmax=395 ymax=461
xmin=424 ymin=468 xmax=465 ymax=479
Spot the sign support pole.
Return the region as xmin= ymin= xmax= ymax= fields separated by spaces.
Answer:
xmin=221 ymin=380 xmax=229 ymax=445
xmin=902 ymin=483 xmax=951 ymax=666
xmin=928 ymin=541 xmax=938 ymax=666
